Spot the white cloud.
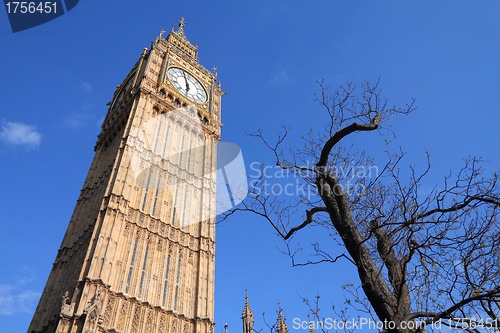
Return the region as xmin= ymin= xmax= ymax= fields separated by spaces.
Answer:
xmin=0 ymin=285 xmax=13 ymax=295
xmin=0 ymin=121 xmax=42 ymax=149
xmin=65 ymin=113 xmax=92 ymax=129
xmin=80 ymin=103 xmax=95 ymax=111
xmin=79 ymin=81 xmax=92 ymax=93
xmin=268 ymin=69 xmax=291 ymax=86
xmin=0 ymin=290 xmax=40 ymax=315
xmin=0 ymin=268 xmax=40 ymax=316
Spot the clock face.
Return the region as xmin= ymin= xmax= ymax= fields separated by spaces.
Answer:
xmin=167 ymin=67 xmax=208 ymax=104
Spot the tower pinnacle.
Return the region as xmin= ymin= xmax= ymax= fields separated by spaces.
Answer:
xmin=179 ymin=17 xmax=186 ymax=29
xmin=276 ymin=301 xmax=288 ymax=333
xmin=242 ymin=288 xmax=254 ymax=333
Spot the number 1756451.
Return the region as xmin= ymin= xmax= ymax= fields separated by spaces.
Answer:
xmin=5 ymin=2 xmax=57 ymax=14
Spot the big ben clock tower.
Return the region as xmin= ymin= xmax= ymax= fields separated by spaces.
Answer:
xmin=28 ymin=18 xmax=223 ymax=333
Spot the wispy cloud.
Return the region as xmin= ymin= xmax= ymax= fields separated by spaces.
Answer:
xmin=80 ymin=103 xmax=95 ymax=111
xmin=0 ymin=268 xmax=40 ymax=316
xmin=0 ymin=290 xmax=40 ymax=315
xmin=79 ymin=81 xmax=92 ymax=93
xmin=96 ymin=116 xmax=105 ymax=127
xmin=268 ymin=68 xmax=291 ymax=86
xmin=64 ymin=113 xmax=93 ymax=129
xmin=0 ymin=121 xmax=42 ymax=149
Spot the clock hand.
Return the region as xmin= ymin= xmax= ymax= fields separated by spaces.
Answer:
xmin=182 ymin=72 xmax=190 ymax=92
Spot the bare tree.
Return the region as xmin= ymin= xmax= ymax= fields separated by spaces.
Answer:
xmin=221 ymin=80 xmax=500 ymax=333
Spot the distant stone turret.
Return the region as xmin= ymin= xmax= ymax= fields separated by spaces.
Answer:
xmin=276 ymin=301 xmax=288 ymax=333
xmin=242 ymin=288 xmax=255 ymax=333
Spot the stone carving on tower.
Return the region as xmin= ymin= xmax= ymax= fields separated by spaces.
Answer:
xmin=28 ymin=18 xmax=223 ymax=333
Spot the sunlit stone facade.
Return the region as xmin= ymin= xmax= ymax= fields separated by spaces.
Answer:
xmin=28 ymin=19 xmax=223 ymax=333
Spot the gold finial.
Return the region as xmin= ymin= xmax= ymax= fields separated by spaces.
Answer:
xmin=179 ymin=17 xmax=186 ymax=29
xmin=159 ymin=28 xmax=165 ymax=39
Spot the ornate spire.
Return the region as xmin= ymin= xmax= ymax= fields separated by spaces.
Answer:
xmin=242 ymin=287 xmax=254 ymax=333
xmin=175 ymin=17 xmax=186 ymax=38
xmin=164 ymin=17 xmax=199 ymax=64
xmin=276 ymin=301 xmax=288 ymax=333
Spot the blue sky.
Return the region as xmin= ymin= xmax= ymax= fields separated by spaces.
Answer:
xmin=1 ymin=1 xmax=500 ymax=332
